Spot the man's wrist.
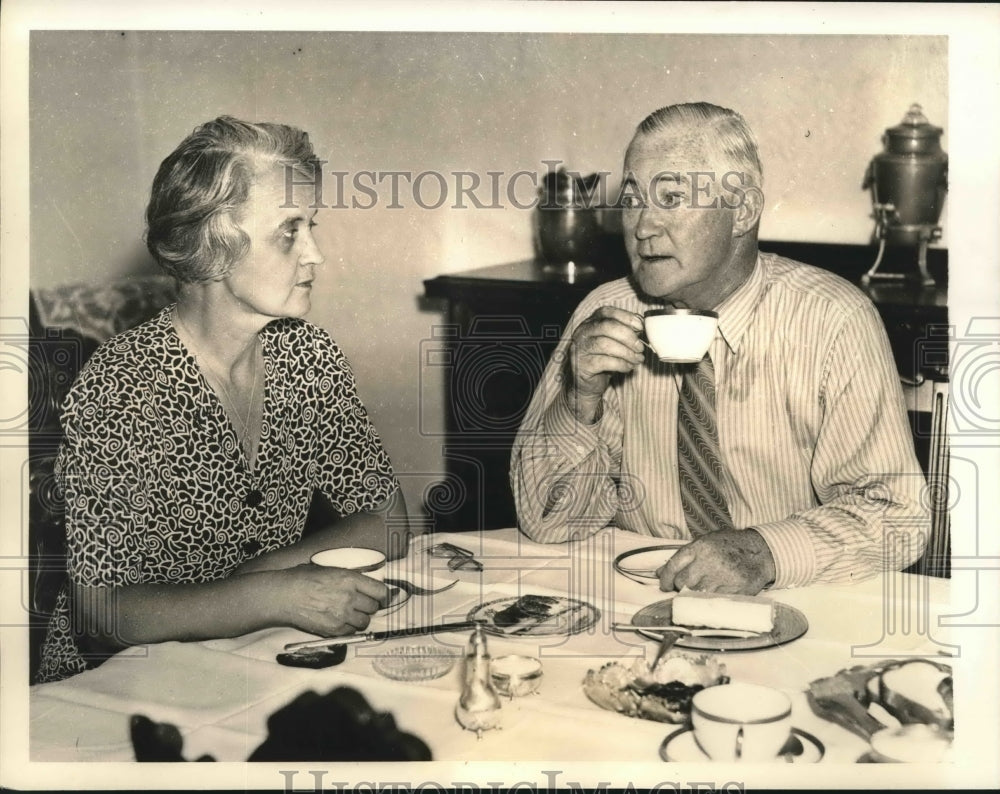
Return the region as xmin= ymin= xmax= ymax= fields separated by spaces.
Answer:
xmin=746 ymin=527 xmax=777 ymax=589
xmin=565 ymin=385 xmax=604 ymax=425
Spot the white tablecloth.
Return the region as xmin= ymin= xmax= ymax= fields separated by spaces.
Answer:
xmin=28 ymin=528 xmax=956 ymax=769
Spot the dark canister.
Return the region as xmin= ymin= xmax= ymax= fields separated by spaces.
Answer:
xmin=534 ymin=167 xmax=602 ymax=270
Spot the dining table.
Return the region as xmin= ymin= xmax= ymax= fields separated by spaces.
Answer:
xmin=24 ymin=526 xmax=963 ymax=788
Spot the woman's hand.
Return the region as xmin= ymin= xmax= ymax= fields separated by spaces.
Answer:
xmin=264 ymin=565 xmax=390 ymax=636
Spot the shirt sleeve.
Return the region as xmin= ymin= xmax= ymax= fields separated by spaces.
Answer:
xmin=57 ymin=376 xmax=150 ymax=588
xmin=510 ymin=298 xmax=627 ymax=543
xmin=307 ymin=329 xmax=399 ymax=515
xmin=751 ymin=299 xmax=930 ymax=587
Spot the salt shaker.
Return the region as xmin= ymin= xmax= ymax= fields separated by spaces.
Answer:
xmin=454 ymin=623 xmax=502 ymax=738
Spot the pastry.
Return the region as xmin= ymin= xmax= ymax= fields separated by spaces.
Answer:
xmin=671 ymin=590 xmax=775 ymax=633
xmin=493 ymin=595 xmax=561 ymax=628
xmin=583 ymin=653 xmax=728 ymax=723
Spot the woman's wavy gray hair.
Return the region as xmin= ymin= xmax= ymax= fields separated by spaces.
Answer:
xmin=635 ymin=102 xmax=763 ymax=191
xmin=145 ymin=116 xmax=320 ymax=283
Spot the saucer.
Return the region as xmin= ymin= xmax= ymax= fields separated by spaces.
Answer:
xmin=613 ymin=544 xmax=686 ymax=584
xmin=659 ymin=727 xmax=824 ymax=763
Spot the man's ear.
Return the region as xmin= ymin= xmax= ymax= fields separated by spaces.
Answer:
xmin=732 ymin=184 xmax=764 ymax=237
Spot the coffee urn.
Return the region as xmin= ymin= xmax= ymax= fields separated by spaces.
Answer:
xmin=861 ymin=104 xmax=948 ymax=287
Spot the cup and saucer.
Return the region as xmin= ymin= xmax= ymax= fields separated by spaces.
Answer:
xmin=659 ymin=682 xmax=825 ymax=763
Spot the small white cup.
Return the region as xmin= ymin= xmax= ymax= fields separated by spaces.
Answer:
xmin=310 ymin=547 xmax=387 ymax=581
xmin=643 ymin=308 xmax=718 ymax=363
xmin=691 ymin=682 xmax=792 ymax=762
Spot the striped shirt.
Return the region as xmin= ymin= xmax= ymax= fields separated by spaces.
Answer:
xmin=510 ymin=252 xmax=929 ymax=588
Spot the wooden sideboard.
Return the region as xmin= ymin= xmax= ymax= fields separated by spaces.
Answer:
xmin=422 ymin=240 xmax=948 ymax=531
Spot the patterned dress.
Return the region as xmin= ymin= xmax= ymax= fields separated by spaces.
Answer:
xmin=36 ymin=306 xmax=398 ymax=683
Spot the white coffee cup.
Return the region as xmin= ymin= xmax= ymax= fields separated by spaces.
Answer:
xmin=691 ymin=682 xmax=792 ymax=762
xmin=310 ymin=547 xmax=387 ymax=581
xmin=643 ymin=308 xmax=718 ymax=363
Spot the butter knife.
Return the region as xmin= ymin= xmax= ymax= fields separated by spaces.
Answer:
xmin=284 ymin=620 xmax=479 ymax=652
xmin=611 ymin=622 xmax=761 ymax=639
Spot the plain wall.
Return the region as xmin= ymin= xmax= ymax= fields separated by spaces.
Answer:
xmin=29 ymin=31 xmax=947 ymax=517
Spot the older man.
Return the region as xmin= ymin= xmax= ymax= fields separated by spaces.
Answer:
xmin=511 ymin=102 xmax=928 ymax=594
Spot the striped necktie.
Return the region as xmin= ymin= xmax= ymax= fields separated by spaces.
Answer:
xmin=677 ymin=353 xmax=735 ymax=536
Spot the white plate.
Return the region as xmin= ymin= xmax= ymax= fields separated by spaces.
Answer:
xmin=660 ymin=726 xmax=824 ymax=763
xmin=631 ymin=599 xmax=808 ymax=652
xmin=613 ymin=544 xmax=686 ymax=584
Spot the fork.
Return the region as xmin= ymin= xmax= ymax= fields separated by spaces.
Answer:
xmin=384 ymin=577 xmax=459 ymax=596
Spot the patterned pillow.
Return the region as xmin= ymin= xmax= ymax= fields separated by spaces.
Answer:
xmin=31 ymin=275 xmax=178 ymax=343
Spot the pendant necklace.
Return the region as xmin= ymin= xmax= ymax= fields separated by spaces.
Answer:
xmin=174 ymin=307 xmax=262 ymax=475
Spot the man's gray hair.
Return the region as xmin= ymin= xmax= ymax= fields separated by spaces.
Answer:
xmin=636 ymin=102 xmax=763 ymax=190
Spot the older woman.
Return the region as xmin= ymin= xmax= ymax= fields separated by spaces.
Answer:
xmin=37 ymin=117 xmax=408 ymax=683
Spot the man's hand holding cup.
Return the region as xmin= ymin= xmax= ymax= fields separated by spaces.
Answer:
xmin=566 ymin=306 xmax=646 ymax=423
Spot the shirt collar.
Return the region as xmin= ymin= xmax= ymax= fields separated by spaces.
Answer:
xmin=714 ymin=253 xmax=766 ymax=354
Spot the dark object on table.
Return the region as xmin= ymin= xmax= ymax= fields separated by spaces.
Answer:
xmin=427 ymin=541 xmax=484 ymax=571
xmin=276 ymin=644 xmax=349 ymax=668
xmin=248 ymin=687 xmax=432 ymax=761
xmin=130 ymin=715 xmax=214 ymax=762
xmin=130 ymin=686 xmax=431 ymax=761
xmin=493 ymin=594 xmax=560 ymax=627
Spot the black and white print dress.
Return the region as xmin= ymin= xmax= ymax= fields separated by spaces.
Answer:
xmin=36 ymin=306 xmax=398 ymax=683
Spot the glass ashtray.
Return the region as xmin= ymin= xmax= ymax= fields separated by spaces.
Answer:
xmin=371 ymin=645 xmax=459 ymax=682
